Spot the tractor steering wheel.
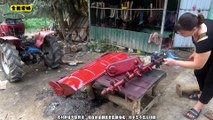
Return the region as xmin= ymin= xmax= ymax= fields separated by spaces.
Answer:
xmin=3 ymin=13 xmax=25 ymax=20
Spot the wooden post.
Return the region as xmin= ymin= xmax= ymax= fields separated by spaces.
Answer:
xmin=106 ymin=94 xmax=133 ymax=112
xmin=176 ymin=83 xmax=200 ymax=97
xmin=132 ymin=99 xmax=141 ymax=115
xmin=85 ymin=83 xmax=95 ymax=100
xmin=152 ymin=84 xmax=159 ymax=96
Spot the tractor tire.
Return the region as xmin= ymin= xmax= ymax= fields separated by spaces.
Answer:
xmin=0 ymin=43 xmax=24 ymax=82
xmin=42 ymin=36 xmax=63 ymax=69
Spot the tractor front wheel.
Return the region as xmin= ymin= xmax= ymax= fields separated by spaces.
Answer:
xmin=0 ymin=43 xmax=24 ymax=82
xmin=42 ymin=36 xmax=63 ymax=69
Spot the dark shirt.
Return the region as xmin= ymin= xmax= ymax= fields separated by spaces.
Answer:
xmin=193 ymin=19 xmax=213 ymax=66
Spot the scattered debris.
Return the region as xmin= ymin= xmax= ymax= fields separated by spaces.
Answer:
xmin=69 ymin=61 xmax=83 ymax=66
xmin=70 ymin=45 xmax=82 ymax=52
xmin=76 ymin=52 xmax=86 ymax=58
xmin=5 ymin=113 xmax=8 ymax=120
xmin=45 ymin=101 xmax=60 ymax=115
xmin=43 ymin=91 xmax=107 ymax=118
xmin=79 ymin=86 xmax=87 ymax=92
xmin=43 ymin=87 xmax=47 ymax=91
xmin=65 ymin=67 xmax=72 ymax=71
xmin=204 ymin=110 xmax=213 ymax=120
xmin=68 ymin=62 xmax=77 ymax=66
xmin=79 ymin=43 xmax=89 ymax=52
xmin=140 ymin=56 xmax=151 ymax=65
xmin=63 ymin=44 xmax=71 ymax=54
xmin=35 ymin=88 xmax=54 ymax=101
xmin=117 ymin=46 xmax=126 ymax=51
xmin=128 ymin=48 xmax=134 ymax=53
xmin=0 ymin=80 xmax=8 ymax=90
xmin=62 ymin=60 xmax=84 ymax=66
xmin=63 ymin=43 xmax=88 ymax=54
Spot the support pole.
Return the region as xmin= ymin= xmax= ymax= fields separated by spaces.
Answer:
xmin=158 ymin=0 xmax=168 ymax=53
xmin=87 ymin=0 xmax=91 ymax=42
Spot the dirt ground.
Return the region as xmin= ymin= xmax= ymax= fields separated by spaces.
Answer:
xmin=0 ymin=50 xmax=212 ymax=120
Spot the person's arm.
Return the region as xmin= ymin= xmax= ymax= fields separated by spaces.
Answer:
xmin=189 ymin=47 xmax=196 ymax=60
xmin=164 ymin=51 xmax=211 ymax=69
xmin=175 ymin=51 xmax=211 ymax=69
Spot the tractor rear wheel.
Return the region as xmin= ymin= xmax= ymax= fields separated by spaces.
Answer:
xmin=42 ymin=36 xmax=63 ymax=69
xmin=0 ymin=43 xmax=24 ymax=82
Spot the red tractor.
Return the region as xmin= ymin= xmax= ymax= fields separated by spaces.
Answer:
xmin=0 ymin=13 xmax=63 ymax=82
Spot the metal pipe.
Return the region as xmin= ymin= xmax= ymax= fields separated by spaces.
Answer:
xmin=158 ymin=0 xmax=168 ymax=53
xmin=88 ymin=0 xmax=91 ymax=42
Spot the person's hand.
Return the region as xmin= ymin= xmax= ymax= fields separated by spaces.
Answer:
xmin=164 ymin=58 xmax=177 ymax=66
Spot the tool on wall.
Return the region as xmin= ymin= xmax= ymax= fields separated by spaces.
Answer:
xmin=94 ymin=2 xmax=105 ymax=20
xmin=148 ymin=3 xmax=157 ymax=28
xmin=148 ymin=3 xmax=153 ymax=22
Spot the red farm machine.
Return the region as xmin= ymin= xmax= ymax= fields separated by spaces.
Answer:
xmin=49 ymin=52 xmax=167 ymax=115
xmin=0 ymin=12 xmax=63 ymax=82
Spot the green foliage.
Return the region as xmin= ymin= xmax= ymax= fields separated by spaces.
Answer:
xmin=87 ymin=39 xmax=108 ymax=52
xmin=87 ymin=39 xmax=119 ymax=53
xmin=23 ymin=18 xmax=53 ymax=32
xmin=108 ymin=45 xmax=118 ymax=52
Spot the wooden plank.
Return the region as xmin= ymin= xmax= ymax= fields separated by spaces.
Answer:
xmin=127 ymin=69 xmax=166 ymax=89
xmin=121 ymin=83 xmax=146 ymax=100
xmin=121 ymin=70 xmax=166 ymax=99
xmin=96 ymin=69 xmax=166 ymax=100
xmin=96 ymin=74 xmax=146 ymax=100
xmin=127 ymin=76 xmax=154 ymax=89
xmin=92 ymin=82 xmax=134 ymax=112
xmin=92 ymin=79 xmax=162 ymax=115
xmin=204 ymin=110 xmax=213 ymax=120
xmin=107 ymin=94 xmax=133 ymax=112
xmin=96 ymin=73 xmax=125 ymax=87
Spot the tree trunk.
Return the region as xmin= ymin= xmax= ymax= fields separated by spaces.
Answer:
xmin=57 ymin=8 xmax=66 ymax=40
xmin=70 ymin=0 xmax=79 ymax=15
xmin=51 ymin=0 xmax=66 ymax=40
xmin=77 ymin=0 xmax=81 ymax=10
